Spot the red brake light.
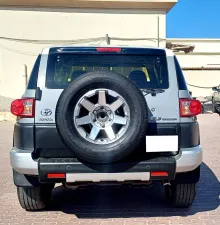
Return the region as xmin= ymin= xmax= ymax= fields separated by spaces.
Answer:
xmin=96 ymin=47 xmax=121 ymax=52
xmin=11 ymin=98 xmax=35 ymax=118
xmin=180 ymin=99 xmax=202 ymax=117
xmin=47 ymin=173 xmax=66 ymax=179
xmin=151 ymin=172 xmax=168 ymax=177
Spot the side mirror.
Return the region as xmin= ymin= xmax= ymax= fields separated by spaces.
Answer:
xmin=212 ymin=87 xmax=218 ymax=91
xmin=189 ymin=91 xmax=192 ymax=96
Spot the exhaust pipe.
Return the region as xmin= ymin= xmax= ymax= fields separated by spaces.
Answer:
xmin=163 ymin=180 xmax=171 ymax=187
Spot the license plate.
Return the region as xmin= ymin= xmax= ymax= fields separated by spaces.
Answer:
xmin=146 ymin=135 xmax=178 ymax=152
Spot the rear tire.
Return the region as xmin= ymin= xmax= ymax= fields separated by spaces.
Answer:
xmin=17 ymin=185 xmax=53 ymax=211
xmin=165 ymin=183 xmax=196 ymax=208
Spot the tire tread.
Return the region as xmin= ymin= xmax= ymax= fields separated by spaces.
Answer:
xmin=56 ymin=71 xmax=148 ymax=163
xmin=169 ymin=183 xmax=196 ymax=208
xmin=17 ymin=186 xmax=52 ymax=211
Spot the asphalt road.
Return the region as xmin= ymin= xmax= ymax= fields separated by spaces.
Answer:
xmin=0 ymin=114 xmax=219 ymax=225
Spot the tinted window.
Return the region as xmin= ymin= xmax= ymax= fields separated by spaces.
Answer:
xmin=27 ymin=55 xmax=41 ymax=89
xmin=46 ymin=53 xmax=169 ymax=89
xmin=174 ymin=56 xmax=188 ymax=90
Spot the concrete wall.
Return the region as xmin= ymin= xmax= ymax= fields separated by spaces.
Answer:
xmin=0 ymin=8 xmax=166 ymax=99
xmin=170 ymin=39 xmax=220 ymax=98
xmin=176 ymin=52 xmax=220 ymax=98
xmin=177 ymin=54 xmax=220 ymax=98
xmin=182 ymin=70 xmax=220 ymax=98
xmin=177 ymin=54 xmax=220 ymax=68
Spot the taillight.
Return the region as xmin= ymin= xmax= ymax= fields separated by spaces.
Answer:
xmin=96 ymin=47 xmax=121 ymax=52
xmin=180 ymin=99 xmax=202 ymax=117
xmin=11 ymin=98 xmax=35 ymax=118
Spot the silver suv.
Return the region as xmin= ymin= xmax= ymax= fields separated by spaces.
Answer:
xmin=10 ymin=46 xmax=203 ymax=211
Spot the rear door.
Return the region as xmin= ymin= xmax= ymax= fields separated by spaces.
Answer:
xmin=144 ymin=51 xmax=180 ymax=124
xmin=34 ymin=49 xmax=68 ymax=156
xmin=35 ymin=47 xmax=180 ymax=125
xmin=34 ymin=47 xmax=180 ymax=156
xmin=35 ymin=52 xmax=62 ymax=124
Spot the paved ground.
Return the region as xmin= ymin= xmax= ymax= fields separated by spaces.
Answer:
xmin=0 ymin=114 xmax=219 ymax=225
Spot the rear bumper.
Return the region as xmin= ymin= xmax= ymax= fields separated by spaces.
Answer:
xmin=175 ymin=146 xmax=203 ymax=173
xmin=10 ymin=145 xmax=203 ymax=181
xmin=10 ymin=148 xmax=38 ymax=175
xmin=38 ymin=157 xmax=176 ymax=182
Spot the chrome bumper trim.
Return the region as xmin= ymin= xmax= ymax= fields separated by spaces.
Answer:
xmin=66 ymin=172 xmax=150 ymax=182
xmin=10 ymin=145 xmax=203 ymax=176
xmin=10 ymin=148 xmax=38 ymax=175
xmin=175 ymin=145 xmax=203 ymax=172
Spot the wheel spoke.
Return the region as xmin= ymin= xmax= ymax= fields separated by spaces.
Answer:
xmin=104 ymin=125 xmax=115 ymax=140
xmin=89 ymin=126 xmax=100 ymax=140
xmin=74 ymin=89 xmax=130 ymax=144
xmin=98 ymin=90 xmax=106 ymax=105
xmin=80 ymin=99 xmax=95 ymax=112
xmin=76 ymin=115 xmax=91 ymax=126
xmin=113 ymin=115 xmax=127 ymax=125
xmin=110 ymin=98 xmax=123 ymax=111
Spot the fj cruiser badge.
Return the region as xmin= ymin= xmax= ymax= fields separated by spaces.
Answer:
xmin=150 ymin=116 xmax=161 ymax=121
xmin=41 ymin=109 xmax=52 ymax=116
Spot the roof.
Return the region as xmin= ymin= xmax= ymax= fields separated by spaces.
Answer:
xmin=166 ymin=42 xmax=195 ymax=54
xmin=167 ymin=38 xmax=220 ymax=43
xmin=166 ymin=38 xmax=220 ymax=54
xmin=0 ymin=0 xmax=178 ymax=12
xmin=42 ymin=45 xmax=174 ymax=56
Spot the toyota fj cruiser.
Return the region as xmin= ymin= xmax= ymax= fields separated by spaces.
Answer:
xmin=10 ymin=46 xmax=202 ymax=211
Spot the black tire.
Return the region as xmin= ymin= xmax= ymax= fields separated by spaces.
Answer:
xmin=56 ymin=71 xmax=148 ymax=163
xmin=17 ymin=185 xmax=53 ymax=211
xmin=165 ymin=183 xmax=196 ymax=208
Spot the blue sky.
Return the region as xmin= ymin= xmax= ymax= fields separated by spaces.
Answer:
xmin=167 ymin=0 xmax=220 ymax=38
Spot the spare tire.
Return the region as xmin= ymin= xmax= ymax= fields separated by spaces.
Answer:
xmin=56 ymin=71 xmax=148 ymax=163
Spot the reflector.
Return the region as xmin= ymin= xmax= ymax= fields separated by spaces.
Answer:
xmin=47 ymin=173 xmax=66 ymax=179
xmin=151 ymin=172 xmax=168 ymax=177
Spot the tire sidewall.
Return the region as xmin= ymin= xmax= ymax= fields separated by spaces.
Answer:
xmin=56 ymin=71 xmax=148 ymax=163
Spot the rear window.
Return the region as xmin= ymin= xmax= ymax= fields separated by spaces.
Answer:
xmin=27 ymin=54 xmax=41 ymax=89
xmin=46 ymin=54 xmax=169 ymax=89
xmin=174 ymin=56 xmax=188 ymax=90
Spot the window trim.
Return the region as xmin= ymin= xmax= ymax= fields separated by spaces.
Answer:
xmin=174 ymin=56 xmax=188 ymax=90
xmin=27 ymin=54 xmax=41 ymax=89
xmin=45 ymin=53 xmax=169 ymax=89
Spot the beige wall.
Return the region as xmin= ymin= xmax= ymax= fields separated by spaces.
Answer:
xmin=177 ymin=53 xmax=220 ymax=98
xmin=171 ymin=39 xmax=220 ymax=98
xmin=0 ymin=8 xmax=166 ymax=98
xmin=182 ymin=70 xmax=220 ymax=98
xmin=177 ymin=54 xmax=220 ymax=68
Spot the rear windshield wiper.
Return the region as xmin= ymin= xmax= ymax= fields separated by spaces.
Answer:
xmin=141 ymin=88 xmax=165 ymax=97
